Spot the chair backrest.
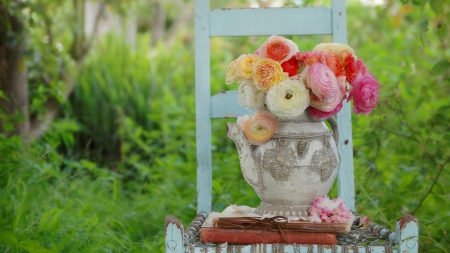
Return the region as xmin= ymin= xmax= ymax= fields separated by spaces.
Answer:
xmin=195 ymin=0 xmax=355 ymax=215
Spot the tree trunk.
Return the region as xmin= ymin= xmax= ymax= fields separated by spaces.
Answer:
xmin=0 ymin=4 xmax=30 ymax=138
xmin=151 ymin=1 xmax=166 ymax=46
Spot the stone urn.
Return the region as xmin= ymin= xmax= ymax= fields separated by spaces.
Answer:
xmin=226 ymin=112 xmax=340 ymax=217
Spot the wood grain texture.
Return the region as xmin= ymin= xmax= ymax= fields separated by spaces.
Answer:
xmin=210 ymin=7 xmax=332 ymax=37
xmin=195 ymin=0 xmax=212 ymax=215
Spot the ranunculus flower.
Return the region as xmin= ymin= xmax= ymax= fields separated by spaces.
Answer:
xmin=238 ymin=110 xmax=279 ymax=145
xmin=252 ymin=58 xmax=288 ymax=92
xmin=236 ymin=54 xmax=260 ymax=81
xmin=348 ymin=71 xmax=379 ymax=114
xmin=313 ymin=43 xmax=356 ymax=59
xmin=296 ymin=50 xmax=326 ymax=67
xmin=281 ymin=56 xmax=299 ymax=77
xmin=309 ymin=75 xmax=346 ymax=112
xmin=258 ymin=35 xmax=299 ymax=63
xmin=308 ymin=102 xmax=343 ymax=119
xmin=308 ymin=196 xmax=350 ymax=223
xmin=325 ymin=51 xmax=344 ymax=76
xmin=306 ymin=62 xmax=339 ymax=103
xmin=238 ymin=80 xmax=265 ymax=111
xmin=225 ymin=54 xmax=246 ymax=85
xmin=266 ymin=79 xmax=310 ymax=120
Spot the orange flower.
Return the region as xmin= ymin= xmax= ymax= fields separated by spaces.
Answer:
xmin=258 ymin=35 xmax=299 ymax=63
xmin=238 ymin=110 xmax=279 ymax=145
xmin=252 ymin=59 xmax=288 ymax=92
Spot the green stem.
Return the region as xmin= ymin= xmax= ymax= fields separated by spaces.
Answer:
xmin=412 ymin=155 xmax=450 ymax=215
xmin=356 ymin=180 xmax=389 ymax=225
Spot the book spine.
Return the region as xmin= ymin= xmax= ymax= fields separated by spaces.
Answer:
xmin=200 ymin=228 xmax=337 ymax=244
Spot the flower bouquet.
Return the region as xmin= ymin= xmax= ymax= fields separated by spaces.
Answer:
xmin=226 ymin=35 xmax=380 ymax=145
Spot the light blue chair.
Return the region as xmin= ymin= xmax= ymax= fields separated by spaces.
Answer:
xmin=165 ymin=0 xmax=419 ymax=252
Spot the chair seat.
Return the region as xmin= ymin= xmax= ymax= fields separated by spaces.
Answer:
xmin=165 ymin=213 xmax=418 ymax=253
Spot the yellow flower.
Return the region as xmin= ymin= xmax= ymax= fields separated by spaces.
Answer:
xmin=236 ymin=54 xmax=260 ymax=81
xmin=252 ymin=59 xmax=287 ymax=92
xmin=225 ymin=54 xmax=246 ymax=85
xmin=313 ymin=43 xmax=356 ymax=60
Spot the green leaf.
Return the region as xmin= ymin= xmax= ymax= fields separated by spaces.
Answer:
xmin=429 ymin=0 xmax=444 ymax=14
xmin=17 ymin=240 xmax=40 ymax=252
xmin=419 ymin=19 xmax=429 ymax=31
xmin=431 ymin=60 xmax=450 ymax=76
xmin=437 ymin=22 xmax=448 ymax=41
xmin=0 ymin=231 xmax=18 ymax=246
xmin=411 ymin=0 xmax=421 ymax=6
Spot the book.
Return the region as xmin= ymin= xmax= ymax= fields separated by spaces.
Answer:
xmin=199 ymin=213 xmax=355 ymax=244
xmin=200 ymin=228 xmax=337 ymax=244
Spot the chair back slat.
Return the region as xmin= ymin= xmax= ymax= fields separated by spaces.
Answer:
xmin=210 ymin=7 xmax=332 ymax=37
xmin=210 ymin=92 xmax=251 ymax=119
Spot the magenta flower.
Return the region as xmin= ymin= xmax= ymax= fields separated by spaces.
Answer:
xmin=347 ymin=71 xmax=380 ymax=114
xmin=308 ymin=102 xmax=343 ymax=119
xmin=308 ymin=196 xmax=350 ymax=223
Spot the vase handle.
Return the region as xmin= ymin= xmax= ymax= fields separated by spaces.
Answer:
xmin=326 ymin=117 xmax=339 ymax=145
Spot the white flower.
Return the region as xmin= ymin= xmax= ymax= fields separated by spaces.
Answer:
xmin=266 ymin=79 xmax=310 ymax=120
xmin=238 ymin=80 xmax=265 ymax=111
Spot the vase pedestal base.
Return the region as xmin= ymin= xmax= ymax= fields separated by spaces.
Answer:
xmin=253 ymin=202 xmax=310 ymax=218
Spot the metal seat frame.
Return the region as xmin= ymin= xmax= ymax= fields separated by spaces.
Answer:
xmin=165 ymin=1 xmax=419 ymax=252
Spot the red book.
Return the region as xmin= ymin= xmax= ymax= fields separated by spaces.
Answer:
xmin=200 ymin=227 xmax=337 ymax=244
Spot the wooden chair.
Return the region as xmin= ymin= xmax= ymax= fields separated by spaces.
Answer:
xmin=165 ymin=0 xmax=419 ymax=252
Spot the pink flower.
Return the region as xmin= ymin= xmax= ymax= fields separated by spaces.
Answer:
xmin=347 ymin=71 xmax=379 ymax=114
xmin=308 ymin=196 xmax=350 ymax=223
xmin=238 ymin=110 xmax=279 ymax=145
xmin=308 ymin=75 xmax=346 ymax=113
xmin=258 ymin=35 xmax=299 ymax=63
xmin=308 ymin=102 xmax=343 ymax=119
xmin=296 ymin=51 xmax=325 ymax=67
xmin=306 ymin=62 xmax=339 ymax=103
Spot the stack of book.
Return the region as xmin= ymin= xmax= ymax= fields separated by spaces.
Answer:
xmin=200 ymin=213 xmax=354 ymax=244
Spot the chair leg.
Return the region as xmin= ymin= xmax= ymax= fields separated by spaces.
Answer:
xmin=396 ymin=216 xmax=419 ymax=253
xmin=165 ymin=215 xmax=185 ymax=253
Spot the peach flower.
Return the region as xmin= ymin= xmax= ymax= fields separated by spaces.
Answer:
xmin=266 ymin=79 xmax=310 ymax=120
xmin=313 ymin=43 xmax=356 ymax=59
xmin=252 ymin=58 xmax=288 ymax=92
xmin=258 ymin=35 xmax=299 ymax=63
xmin=238 ymin=110 xmax=279 ymax=145
xmin=236 ymin=54 xmax=260 ymax=81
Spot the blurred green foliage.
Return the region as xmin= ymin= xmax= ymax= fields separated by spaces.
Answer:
xmin=1 ymin=0 xmax=450 ymax=252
